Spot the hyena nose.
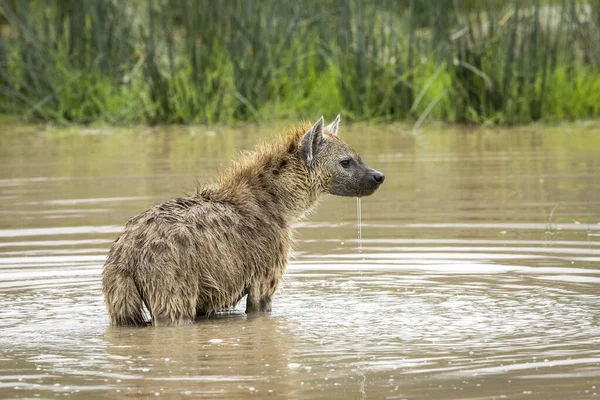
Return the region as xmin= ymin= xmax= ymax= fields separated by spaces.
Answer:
xmin=373 ymin=171 xmax=385 ymax=184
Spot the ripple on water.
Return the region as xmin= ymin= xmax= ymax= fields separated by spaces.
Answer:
xmin=0 ymin=126 xmax=599 ymax=399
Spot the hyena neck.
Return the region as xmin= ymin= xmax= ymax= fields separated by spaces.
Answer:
xmin=263 ymin=154 xmax=323 ymax=221
xmin=228 ymin=151 xmax=322 ymax=222
xmin=197 ymin=130 xmax=324 ymax=223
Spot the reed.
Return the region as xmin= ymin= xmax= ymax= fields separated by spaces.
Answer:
xmin=0 ymin=0 xmax=598 ymax=125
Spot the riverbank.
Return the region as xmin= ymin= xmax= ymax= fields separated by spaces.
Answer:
xmin=2 ymin=114 xmax=600 ymax=139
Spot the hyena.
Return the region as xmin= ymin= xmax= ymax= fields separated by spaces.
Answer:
xmin=102 ymin=116 xmax=385 ymax=326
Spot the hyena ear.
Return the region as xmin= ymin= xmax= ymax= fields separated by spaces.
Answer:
xmin=300 ymin=116 xmax=325 ymax=167
xmin=325 ymin=114 xmax=341 ymax=136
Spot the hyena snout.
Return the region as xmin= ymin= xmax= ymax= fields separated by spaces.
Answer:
xmin=359 ymin=166 xmax=385 ymax=196
xmin=326 ymin=161 xmax=386 ymax=198
xmin=369 ymin=168 xmax=385 ymax=184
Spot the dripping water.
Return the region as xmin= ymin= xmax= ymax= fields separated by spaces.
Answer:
xmin=356 ymin=197 xmax=362 ymax=255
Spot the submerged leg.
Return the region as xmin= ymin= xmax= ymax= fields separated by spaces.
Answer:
xmin=260 ymin=296 xmax=272 ymax=312
xmin=246 ymin=285 xmax=274 ymax=313
xmin=245 ymin=286 xmax=261 ymax=313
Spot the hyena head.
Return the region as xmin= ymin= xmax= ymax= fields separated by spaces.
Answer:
xmin=299 ymin=115 xmax=385 ymax=197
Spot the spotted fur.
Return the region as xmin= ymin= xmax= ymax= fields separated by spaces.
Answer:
xmin=102 ymin=117 xmax=384 ymax=326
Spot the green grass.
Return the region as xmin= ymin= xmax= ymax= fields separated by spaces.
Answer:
xmin=0 ymin=0 xmax=599 ymax=125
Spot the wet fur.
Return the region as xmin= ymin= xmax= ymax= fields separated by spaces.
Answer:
xmin=102 ymin=120 xmax=381 ymax=326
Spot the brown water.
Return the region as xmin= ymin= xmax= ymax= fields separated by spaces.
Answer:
xmin=0 ymin=122 xmax=599 ymax=399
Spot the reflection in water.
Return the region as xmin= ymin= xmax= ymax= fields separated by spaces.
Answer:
xmin=103 ymin=315 xmax=295 ymax=397
xmin=0 ymin=123 xmax=599 ymax=399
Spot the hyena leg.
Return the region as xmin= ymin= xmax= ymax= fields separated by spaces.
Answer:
xmin=245 ymin=285 xmax=261 ymax=313
xmin=259 ymin=275 xmax=281 ymax=312
xmin=246 ymin=272 xmax=281 ymax=313
xmin=259 ymin=296 xmax=272 ymax=312
xmin=246 ymin=286 xmax=274 ymax=313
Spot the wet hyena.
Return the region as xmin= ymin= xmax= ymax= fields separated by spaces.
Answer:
xmin=102 ymin=116 xmax=385 ymax=326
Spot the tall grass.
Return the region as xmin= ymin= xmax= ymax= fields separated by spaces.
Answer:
xmin=0 ymin=0 xmax=599 ymax=125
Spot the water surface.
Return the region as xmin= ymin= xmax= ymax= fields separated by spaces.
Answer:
xmin=0 ymin=122 xmax=599 ymax=399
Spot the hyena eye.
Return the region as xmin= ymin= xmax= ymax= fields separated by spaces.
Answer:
xmin=340 ymin=159 xmax=351 ymax=168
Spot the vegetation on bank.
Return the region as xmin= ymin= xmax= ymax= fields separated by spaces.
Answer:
xmin=0 ymin=1 xmax=599 ymax=125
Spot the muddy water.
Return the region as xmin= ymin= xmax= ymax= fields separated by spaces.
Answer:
xmin=0 ymin=122 xmax=599 ymax=399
